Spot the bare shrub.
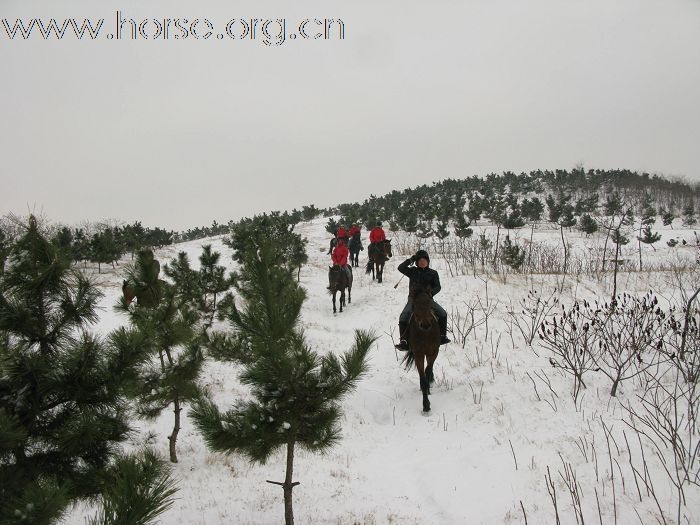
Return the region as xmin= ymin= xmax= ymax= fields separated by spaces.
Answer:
xmin=507 ymin=289 xmax=559 ymax=347
xmin=538 ymin=302 xmax=599 ymax=402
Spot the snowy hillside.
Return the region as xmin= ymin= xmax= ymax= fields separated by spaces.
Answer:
xmin=65 ymin=218 xmax=700 ymax=525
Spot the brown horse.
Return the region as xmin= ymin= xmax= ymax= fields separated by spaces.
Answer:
xmin=348 ymin=232 xmax=363 ymax=268
xmin=401 ymin=288 xmax=441 ymax=412
xmin=365 ymin=239 xmax=392 ymax=283
xmin=328 ymin=265 xmax=352 ymax=313
xmin=122 ymin=280 xmax=136 ymax=304
xmin=122 ymin=278 xmax=165 ymax=308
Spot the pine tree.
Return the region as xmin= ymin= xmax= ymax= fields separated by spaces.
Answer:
xmin=521 ymin=198 xmax=544 ymax=223
xmin=192 ymin=242 xmax=376 ymax=525
xmin=610 ymin=226 xmax=630 ymax=301
xmin=434 ymin=220 xmax=450 ymax=240
xmin=453 ymin=214 xmax=473 ymax=239
xmin=87 ymin=449 xmax=178 ymax=525
xmin=0 ymin=217 xmax=176 ymax=524
xmin=545 ymin=194 xmax=561 ymax=223
xmin=604 ymin=193 xmax=623 ymax=216
xmin=123 ymin=249 xmax=163 ymax=308
xmin=500 ymin=236 xmax=525 ymax=271
xmin=521 ymin=197 xmax=544 ymax=268
xmin=228 ymin=214 xmax=308 ymax=276
xmin=301 ymin=205 xmax=318 ymax=221
xmin=637 ymin=197 xmax=658 ymax=270
xmin=639 ymin=193 xmax=656 ymax=225
xmin=51 ymin=226 xmax=74 ymax=258
xmin=502 ymin=206 xmax=526 ymax=230
xmin=578 ymin=214 xmax=598 ymax=236
xmin=90 ymin=228 xmax=122 ymax=273
xmin=72 ymin=228 xmax=90 ymax=266
xmin=575 ymin=194 xmax=599 ymax=214
xmin=558 ymin=205 xmax=577 ymax=274
xmin=165 ymin=246 xmax=233 ymax=329
xmin=325 ymin=218 xmax=339 ymax=235
xmin=682 ymin=203 xmax=697 ymax=226
xmin=477 ymin=234 xmax=492 ymax=267
xmin=662 ymin=209 xmax=674 ymax=227
xmin=121 ymin=251 xmax=205 ymax=464
xmin=638 ymin=225 xmax=661 ymax=248
xmin=416 ymin=221 xmax=434 ymax=240
xmin=465 ymin=199 xmax=481 ymax=225
xmin=0 ymin=229 xmax=9 ymax=276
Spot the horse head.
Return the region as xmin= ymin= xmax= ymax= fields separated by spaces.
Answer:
xmin=122 ymin=279 xmax=136 ymax=305
xmin=411 ymin=288 xmax=435 ymax=330
xmin=383 ymin=239 xmax=393 ymax=258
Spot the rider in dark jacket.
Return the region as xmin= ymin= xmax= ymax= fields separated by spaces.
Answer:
xmin=396 ymin=249 xmax=450 ymax=350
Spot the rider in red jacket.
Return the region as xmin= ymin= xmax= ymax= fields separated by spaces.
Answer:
xmin=368 ymin=222 xmax=387 ymax=259
xmin=337 ymin=226 xmax=348 ymax=242
xmin=349 ymin=224 xmax=361 ymax=238
xmin=330 ymin=240 xmax=352 ymax=286
xmin=369 ymin=223 xmax=386 ymax=244
xmin=332 ymin=240 xmax=349 ymax=266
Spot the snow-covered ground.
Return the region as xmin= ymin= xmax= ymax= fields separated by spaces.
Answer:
xmin=65 ymin=218 xmax=700 ymax=524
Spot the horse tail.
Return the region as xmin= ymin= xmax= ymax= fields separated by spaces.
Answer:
xmin=401 ymin=349 xmax=415 ymax=371
xmin=365 ymin=261 xmax=373 ymax=275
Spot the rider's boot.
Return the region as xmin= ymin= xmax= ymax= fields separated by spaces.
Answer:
xmin=438 ymin=316 xmax=451 ymax=345
xmin=396 ymin=322 xmax=409 ymax=350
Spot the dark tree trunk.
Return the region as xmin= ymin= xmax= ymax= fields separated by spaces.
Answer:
xmin=284 ymin=440 xmax=296 ymax=525
xmin=612 ymin=245 xmax=619 ymax=299
xmin=602 ymin=221 xmax=610 ymax=272
xmin=493 ymin=225 xmax=501 ymax=265
xmin=638 ymin=223 xmax=643 ymax=271
xmin=527 ymin=222 xmax=535 ymax=270
xmin=168 ymin=397 xmax=181 ymax=463
xmin=610 ymin=376 xmax=620 ymax=397
xmin=560 ymin=225 xmax=568 ymax=275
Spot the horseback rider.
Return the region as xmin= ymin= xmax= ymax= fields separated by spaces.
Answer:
xmin=337 ymin=225 xmax=349 ymax=244
xmin=328 ymin=224 xmax=349 ymax=255
xmin=331 ymin=239 xmax=352 ymax=282
xmin=349 ymin=224 xmax=361 ymax=239
xmin=368 ymin=221 xmax=386 ymax=256
xmin=396 ymin=249 xmax=450 ymax=350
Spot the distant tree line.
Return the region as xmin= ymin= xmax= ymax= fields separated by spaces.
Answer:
xmin=320 ymin=169 xmax=700 ymax=233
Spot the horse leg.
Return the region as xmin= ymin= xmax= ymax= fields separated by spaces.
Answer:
xmin=378 ymin=262 xmax=383 ymax=284
xmin=340 ymin=289 xmax=345 ymax=312
xmin=332 ymin=291 xmax=337 ymax=314
xmin=426 ymin=361 xmax=435 ymax=386
xmin=415 ymin=355 xmax=430 ymax=412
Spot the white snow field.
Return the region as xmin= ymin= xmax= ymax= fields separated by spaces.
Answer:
xmin=65 ymin=217 xmax=700 ymax=524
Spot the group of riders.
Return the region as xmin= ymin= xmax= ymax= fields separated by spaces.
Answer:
xmin=328 ymin=222 xmax=450 ymax=350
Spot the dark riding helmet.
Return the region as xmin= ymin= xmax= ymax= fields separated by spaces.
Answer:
xmin=376 ymin=221 xmax=382 ymax=227
xmin=415 ymin=249 xmax=429 ymax=262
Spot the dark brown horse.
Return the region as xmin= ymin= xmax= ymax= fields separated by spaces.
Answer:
xmin=365 ymin=239 xmax=392 ymax=283
xmin=122 ymin=280 xmax=136 ymax=304
xmin=402 ymin=288 xmax=441 ymax=412
xmin=328 ymin=265 xmax=352 ymax=313
xmin=348 ymin=232 xmax=363 ymax=268
xmin=122 ymin=278 xmax=165 ymax=308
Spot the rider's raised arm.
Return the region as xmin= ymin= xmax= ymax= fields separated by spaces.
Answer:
xmin=398 ymin=257 xmax=414 ymax=276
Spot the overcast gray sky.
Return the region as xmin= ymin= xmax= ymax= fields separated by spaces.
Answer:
xmin=1 ymin=0 xmax=699 ymax=230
